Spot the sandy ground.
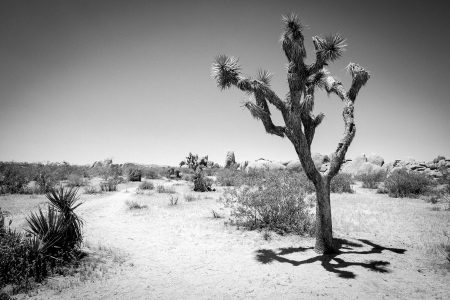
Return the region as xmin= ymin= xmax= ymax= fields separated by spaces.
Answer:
xmin=6 ymin=180 xmax=450 ymax=299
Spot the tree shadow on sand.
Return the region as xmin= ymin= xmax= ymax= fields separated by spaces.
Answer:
xmin=255 ymin=238 xmax=406 ymax=279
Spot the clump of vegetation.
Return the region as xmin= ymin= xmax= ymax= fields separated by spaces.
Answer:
xmin=142 ymin=168 xmax=160 ymax=179
xmin=67 ymin=174 xmax=87 ymax=187
xmin=29 ymin=186 xmax=84 ymax=253
xmin=139 ymin=181 xmax=154 ymax=190
xmin=211 ymin=209 xmax=223 ymax=219
xmin=127 ymin=168 xmax=142 ymax=182
xmin=100 ymin=179 xmax=118 ymax=192
xmin=125 ymin=200 xmax=148 ymax=210
xmin=216 ymin=168 xmax=241 ymax=186
xmin=355 ymin=169 xmax=387 ymax=189
xmin=156 ymin=185 xmax=176 ymax=194
xmin=84 ymin=185 xmax=101 ymax=194
xmin=382 ymin=168 xmax=433 ymax=198
xmin=184 ymin=193 xmax=198 ymax=202
xmin=180 ymin=153 xmax=213 ymax=192
xmin=1 ymin=187 xmax=84 ymax=293
xmin=330 ymin=172 xmax=354 ymax=193
xmin=168 ymin=195 xmax=179 ymax=206
xmin=223 ymin=171 xmax=315 ymax=235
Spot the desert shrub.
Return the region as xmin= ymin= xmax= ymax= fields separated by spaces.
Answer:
xmin=100 ymin=179 xmax=118 ymax=192
xmin=181 ymin=173 xmax=194 ymax=181
xmin=125 ymin=200 xmax=147 ymax=210
xmin=211 ymin=209 xmax=223 ymax=218
xmin=156 ymin=185 xmax=176 ymax=194
xmin=168 ymin=195 xmax=178 ymax=206
xmin=84 ymin=185 xmax=101 ymax=194
xmin=139 ymin=181 xmax=154 ymax=190
xmin=1 ymin=187 xmax=84 ymax=291
xmin=67 ymin=174 xmax=87 ymax=187
xmin=355 ymin=169 xmax=387 ymax=189
xmin=142 ymin=169 xmax=160 ymax=179
xmin=0 ymin=228 xmax=49 ymax=289
xmin=193 ymin=171 xmax=213 ymax=192
xmin=216 ymin=168 xmax=241 ymax=186
xmin=330 ymin=172 xmax=354 ymax=193
xmin=0 ymin=166 xmax=27 ymax=194
xmin=223 ymin=171 xmax=315 ymax=235
xmin=383 ymin=168 xmax=433 ymax=198
xmin=184 ymin=193 xmax=198 ymax=202
xmin=127 ymin=168 xmax=142 ymax=182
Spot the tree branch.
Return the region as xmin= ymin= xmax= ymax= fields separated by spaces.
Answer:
xmin=308 ymin=34 xmax=346 ymax=76
xmin=347 ymin=63 xmax=370 ymax=101
xmin=320 ymin=65 xmax=369 ymax=178
xmin=244 ymin=101 xmax=285 ymax=137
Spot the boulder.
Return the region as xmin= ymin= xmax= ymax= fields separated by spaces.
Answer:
xmin=367 ymin=154 xmax=384 ymax=166
xmin=246 ymin=159 xmax=286 ymax=171
xmin=355 ymin=162 xmax=383 ymax=177
xmin=224 ymin=151 xmax=236 ymax=168
xmin=381 ymin=162 xmax=395 ymax=174
xmin=312 ymin=153 xmax=330 ymax=168
xmin=341 ymin=154 xmax=368 ymax=175
xmin=286 ymin=160 xmax=302 ymax=172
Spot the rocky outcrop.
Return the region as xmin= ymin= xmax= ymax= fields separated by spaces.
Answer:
xmin=225 ymin=151 xmax=236 ymax=168
xmin=341 ymin=154 xmax=368 ymax=175
xmin=387 ymin=157 xmax=449 ymax=179
xmin=286 ymin=160 xmax=302 ymax=172
xmin=367 ymin=154 xmax=384 ymax=166
xmin=246 ymin=158 xmax=286 ymax=171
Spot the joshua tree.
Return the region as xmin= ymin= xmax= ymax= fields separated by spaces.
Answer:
xmin=211 ymin=14 xmax=370 ymax=253
xmin=180 ymin=153 xmax=212 ymax=192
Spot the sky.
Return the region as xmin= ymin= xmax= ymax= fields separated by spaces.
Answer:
xmin=0 ymin=0 xmax=449 ymax=166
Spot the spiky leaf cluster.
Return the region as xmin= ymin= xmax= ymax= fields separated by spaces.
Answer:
xmin=312 ymin=34 xmax=346 ymax=63
xmin=211 ymin=55 xmax=241 ymax=89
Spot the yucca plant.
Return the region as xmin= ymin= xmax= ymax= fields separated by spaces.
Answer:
xmin=45 ymin=186 xmax=83 ymax=250
xmin=26 ymin=186 xmax=83 ymax=256
xmin=25 ymin=206 xmax=66 ymax=255
xmin=212 ymin=14 xmax=370 ymax=253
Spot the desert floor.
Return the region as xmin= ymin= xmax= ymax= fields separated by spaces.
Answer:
xmin=2 ymin=179 xmax=449 ymax=300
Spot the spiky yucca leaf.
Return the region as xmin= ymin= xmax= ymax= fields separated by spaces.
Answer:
xmin=281 ymin=14 xmax=306 ymax=61
xmin=282 ymin=13 xmax=303 ymax=35
xmin=313 ymin=34 xmax=346 ymax=62
xmin=45 ymin=186 xmax=84 ymax=249
xmin=256 ymin=69 xmax=272 ymax=86
xmin=211 ymin=55 xmax=241 ymax=90
xmin=26 ymin=206 xmax=65 ymax=254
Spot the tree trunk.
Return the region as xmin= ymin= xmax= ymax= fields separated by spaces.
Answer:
xmin=314 ymin=177 xmax=335 ymax=254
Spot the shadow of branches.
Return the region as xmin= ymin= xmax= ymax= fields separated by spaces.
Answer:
xmin=255 ymin=238 xmax=406 ymax=279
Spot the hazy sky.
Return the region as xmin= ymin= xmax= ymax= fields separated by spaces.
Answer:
xmin=0 ymin=0 xmax=449 ymax=165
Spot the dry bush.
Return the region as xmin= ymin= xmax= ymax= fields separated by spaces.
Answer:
xmin=382 ymin=168 xmax=433 ymax=198
xmin=168 ymin=195 xmax=178 ymax=206
xmin=156 ymin=185 xmax=176 ymax=194
xmin=125 ymin=200 xmax=147 ymax=210
xmin=355 ymin=169 xmax=387 ymax=189
xmin=223 ymin=171 xmax=315 ymax=235
xmin=330 ymin=172 xmax=354 ymax=193
xmin=139 ymin=181 xmax=154 ymax=190
xmin=184 ymin=193 xmax=198 ymax=202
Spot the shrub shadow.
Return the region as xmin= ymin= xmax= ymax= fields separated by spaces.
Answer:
xmin=255 ymin=238 xmax=406 ymax=279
